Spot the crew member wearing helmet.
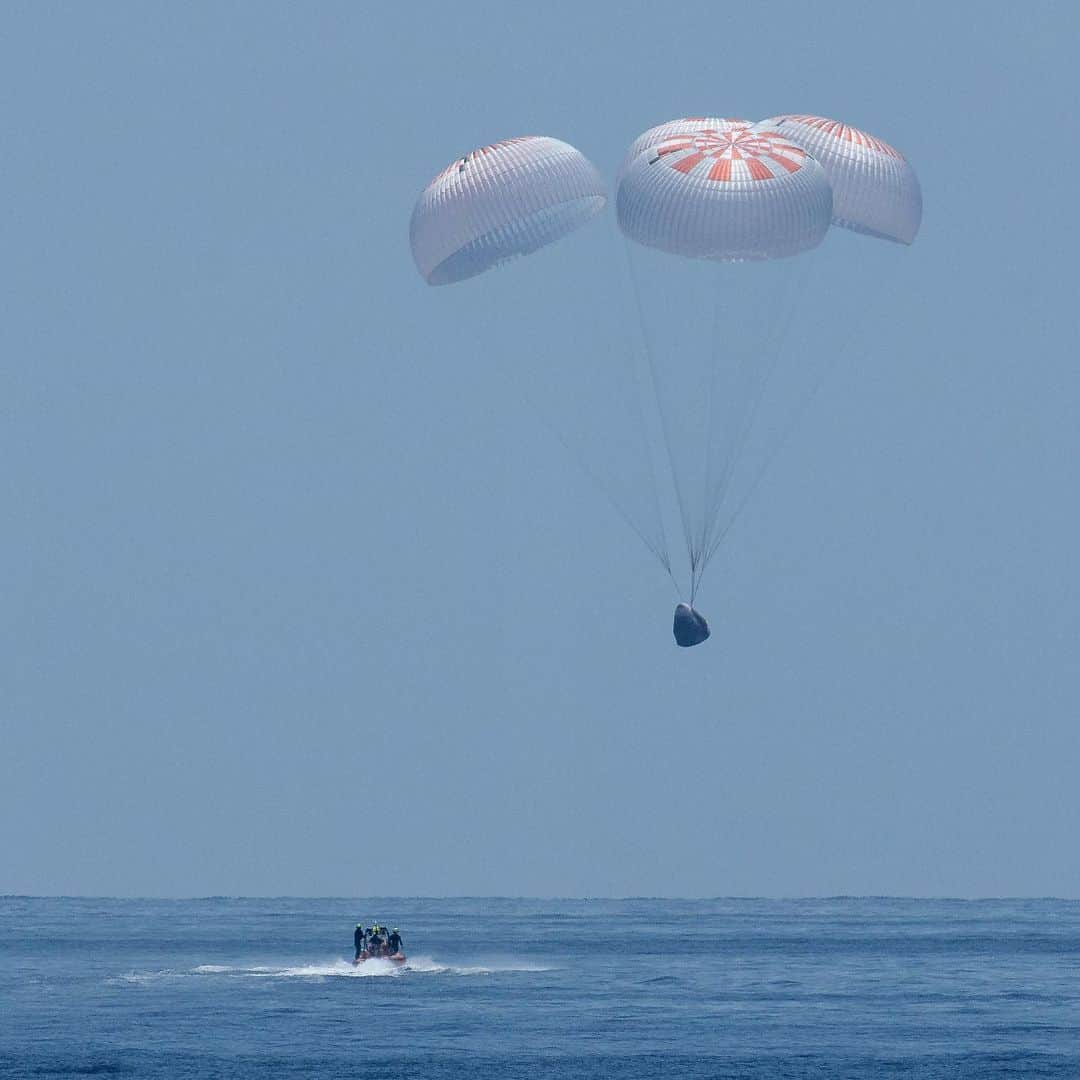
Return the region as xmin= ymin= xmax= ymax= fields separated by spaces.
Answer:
xmin=387 ymin=928 xmax=403 ymax=955
xmin=368 ymin=925 xmax=385 ymax=956
xmin=353 ymin=924 xmax=366 ymax=961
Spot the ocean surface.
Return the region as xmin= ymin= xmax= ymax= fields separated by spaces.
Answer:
xmin=2 ymin=897 xmax=1079 ymax=1078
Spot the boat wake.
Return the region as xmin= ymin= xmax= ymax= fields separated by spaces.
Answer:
xmin=114 ymin=956 xmax=556 ymax=984
xmin=174 ymin=955 xmax=556 ymax=979
xmin=402 ymin=956 xmax=555 ymax=976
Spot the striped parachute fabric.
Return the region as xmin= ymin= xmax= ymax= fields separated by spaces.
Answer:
xmin=755 ymin=115 xmax=922 ymax=244
xmin=409 ymin=136 xmax=607 ymax=285
xmin=616 ymin=117 xmax=752 ymax=182
xmin=616 ymin=123 xmax=833 ymax=261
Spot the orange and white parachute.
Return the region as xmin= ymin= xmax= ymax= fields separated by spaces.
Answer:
xmin=755 ymin=115 xmax=922 ymax=244
xmin=616 ymin=122 xmax=833 ymax=261
xmin=616 ymin=117 xmax=753 ymax=181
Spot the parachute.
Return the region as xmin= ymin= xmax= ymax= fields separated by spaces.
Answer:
xmin=611 ymin=115 xmax=921 ymax=632
xmin=616 ymin=117 xmax=753 ymax=181
xmin=613 ymin=119 xmax=836 ymax=618
xmin=409 ymin=136 xmax=606 ymax=286
xmin=410 ymin=117 xmax=921 ymax=648
xmin=616 ymin=124 xmax=833 ymax=261
xmin=755 ymin=115 xmax=922 ymax=244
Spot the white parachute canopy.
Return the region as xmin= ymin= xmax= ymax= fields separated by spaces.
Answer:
xmin=755 ymin=115 xmax=922 ymax=244
xmin=410 ymin=136 xmax=607 ymax=286
xmin=409 ymin=132 xmax=671 ymax=571
xmin=616 ymin=125 xmax=833 ymax=261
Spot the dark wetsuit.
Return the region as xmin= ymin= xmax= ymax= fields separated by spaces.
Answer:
xmin=387 ymin=932 xmax=402 ymax=954
xmin=368 ymin=934 xmax=384 ymax=956
xmin=353 ymin=927 xmax=366 ymax=960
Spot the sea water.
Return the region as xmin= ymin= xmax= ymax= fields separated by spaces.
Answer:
xmin=2 ymin=897 xmax=1078 ymax=1077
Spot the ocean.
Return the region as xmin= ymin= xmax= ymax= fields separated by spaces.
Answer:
xmin=2 ymin=897 xmax=1078 ymax=1078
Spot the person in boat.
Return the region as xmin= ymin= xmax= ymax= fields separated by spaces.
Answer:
xmin=368 ymin=926 xmax=385 ymax=956
xmin=387 ymin=928 xmax=403 ymax=955
xmin=354 ymin=924 xmax=367 ymax=960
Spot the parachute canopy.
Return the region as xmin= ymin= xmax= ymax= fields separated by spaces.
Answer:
xmin=616 ymin=116 xmax=752 ymax=181
xmin=616 ymin=122 xmax=833 ymax=261
xmin=409 ymin=136 xmax=607 ymax=286
xmin=755 ymin=115 xmax=922 ymax=244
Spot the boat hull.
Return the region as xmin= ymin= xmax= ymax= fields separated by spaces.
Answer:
xmin=353 ymin=952 xmax=406 ymax=966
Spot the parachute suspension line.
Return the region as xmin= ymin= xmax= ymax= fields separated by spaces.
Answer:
xmin=694 ymin=260 xmax=782 ymax=600
xmin=694 ymin=276 xmax=727 ymax=603
xmin=613 ymin=230 xmax=673 ymax=580
xmin=475 ymin=253 xmax=673 ymax=594
xmin=518 ymin=389 xmax=676 ymax=586
xmin=522 ymin=256 xmax=672 ymax=583
xmin=623 ymin=238 xmax=696 ymax=588
xmin=703 ymin=253 xmax=902 ymax=566
xmin=698 ymin=251 xmax=818 ymax=579
xmin=697 ymin=270 xmax=766 ymax=593
xmin=630 ymin=354 xmax=674 ymax=577
xmin=706 ymin=257 xmax=805 ymax=518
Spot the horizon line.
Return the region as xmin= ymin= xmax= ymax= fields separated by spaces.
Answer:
xmin=4 ymin=894 xmax=1079 ymax=903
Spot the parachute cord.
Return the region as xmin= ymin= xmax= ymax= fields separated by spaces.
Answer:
xmin=695 ymin=259 xmax=777 ymax=600
xmin=698 ymin=252 xmax=817 ymax=578
xmin=697 ymin=274 xmax=727 ymax=587
xmin=623 ymin=238 xmax=695 ymax=587
xmin=698 ymin=288 xmax=763 ymax=581
xmin=702 ymin=254 xmax=903 ymax=566
xmin=707 ymin=256 xmax=809 ymax=528
xmin=519 ymin=389 xmax=675 ymax=585
xmin=703 ymin=358 xmax=823 ymax=565
xmin=475 ymin=257 xmax=674 ymax=597
xmin=617 ymin=238 xmax=673 ymax=578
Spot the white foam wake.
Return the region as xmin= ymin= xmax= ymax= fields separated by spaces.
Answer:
xmin=245 ymin=958 xmax=404 ymax=978
xmin=176 ymin=955 xmax=557 ymax=979
xmin=400 ymin=955 xmax=556 ymax=976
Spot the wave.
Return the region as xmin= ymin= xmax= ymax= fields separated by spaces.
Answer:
xmin=111 ymin=970 xmax=181 ymax=985
xmin=403 ymin=955 xmax=556 ymax=976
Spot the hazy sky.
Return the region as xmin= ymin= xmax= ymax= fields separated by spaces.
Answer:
xmin=3 ymin=0 xmax=1078 ymax=898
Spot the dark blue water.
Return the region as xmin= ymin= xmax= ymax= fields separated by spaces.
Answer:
xmin=2 ymin=898 xmax=1079 ymax=1078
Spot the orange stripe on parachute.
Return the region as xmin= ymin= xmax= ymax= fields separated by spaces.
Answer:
xmin=746 ymin=158 xmax=772 ymax=181
xmin=672 ymin=152 xmax=705 ymax=173
xmin=708 ymin=157 xmax=732 ymax=182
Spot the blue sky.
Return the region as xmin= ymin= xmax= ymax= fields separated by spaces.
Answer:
xmin=3 ymin=0 xmax=1078 ymax=897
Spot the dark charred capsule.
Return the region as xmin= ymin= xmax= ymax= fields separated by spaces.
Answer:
xmin=673 ymin=603 xmax=710 ymax=647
